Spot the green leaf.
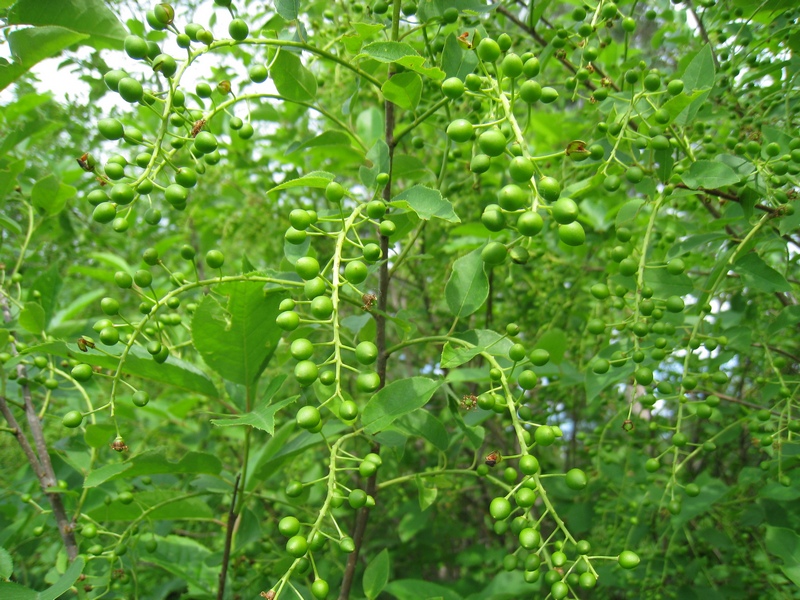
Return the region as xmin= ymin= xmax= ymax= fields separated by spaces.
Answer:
xmin=666 ymin=232 xmax=727 ymax=258
xmin=766 ymin=527 xmax=800 ymax=587
xmin=390 ymin=185 xmax=459 ymax=223
xmin=191 ymin=280 xmax=286 ymax=386
xmin=735 ymin=253 xmax=792 ymax=293
xmin=88 ymin=490 xmax=214 ymax=522
xmin=0 ymin=26 xmax=87 ymax=92
xmin=363 ymin=377 xmax=443 ymax=434
xmin=85 ymin=449 xmax=223 ymax=488
xmin=445 ymin=249 xmax=488 ymax=318
xmin=29 ymin=263 xmax=62 ymax=327
xmin=137 ymin=534 xmax=216 ymax=595
xmin=414 ymin=475 xmax=438 ymax=511
xmin=585 ymin=344 xmax=635 ymax=401
xmin=0 ymin=557 xmax=86 ymax=600
xmin=19 ymin=302 xmax=45 ymax=334
xmin=681 ymin=160 xmax=740 ymax=189
xmin=440 ymin=342 xmax=482 ymax=369
xmin=32 ymin=341 xmax=218 ymax=397
xmin=534 ymin=328 xmax=568 ymax=365
xmin=359 ymin=41 xmax=445 ymax=79
xmin=385 ymin=579 xmax=463 ymax=600
xmin=211 ymin=396 xmax=298 ymax=434
xmin=0 ymin=546 xmax=12 ymax=581
xmin=275 ymin=0 xmax=300 ymax=20
xmin=287 ymin=130 xmax=354 ymax=155
xmin=363 ymin=548 xmax=390 ymax=600
xmin=675 ymin=45 xmax=715 ymax=126
xmin=441 ymin=33 xmax=478 ymax=80
xmin=643 ymin=268 xmax=694 ymax=298
xmin=9 ymin=0 xmax=127 ymax=48
xmin=393 ymin=409 xmax=449 ymax=452
xmin=769 ymin=305 xmax=800 ymax=335
xmin=267 ymin=170 xmax=335 ymax=194
xmin=30 ymin=174 xmax=73 ymax=216
xmin=272 ymin=50 xmax=317 ymax=102
xmin=83 ymin=423 xmax=116 ymax=449
xmin=360 ymin=140 xmax=390 ymax=188
xmin=615 ymin=199 xmax=644 ymax=227
xmin=381 ymin=72 xmax=422 ymax=110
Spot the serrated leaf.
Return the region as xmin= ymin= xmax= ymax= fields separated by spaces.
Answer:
xmin=0 ymin=546 xmax=12 ymax=581
xmin=735 ymin=253 xmax=791 ymax=293
xmin=274 ymin=0 xmax=300 ymax=20
xmin=393 ymin=409 xmax=448 ymax=451
xmin=681 ymin=160 xmax=740 ymax=189
xmin=84 ymin=423 xmax=116 ymax=449
xmin=85 ymin=449 xmax=223 ymax=488
xmin=363 ymin=549 xmax=390 ymax=600
xmin=359 ymin=41 xmax=445 ymax=79
xmin=643 ymin=268 xmax=694 ymax=298
xmin=445 ymin=249 xmax=488 ymax=318
xmin=381 ymin=71 xmax=422 ymax=110
xmin=271 ymin=50 xmax=317 ymax=102
xmin=9 ymin=0 xmax=126 ymax=48
xmin=363 ymin=377 xmax=442 ymax=434
xmin=440 ymin=342 xmax=482 ymax=369
xmin=267 ymin=170 xmax=335 ymax=194
xmin=211 ymin=396 xmax=298 ymax=434
xmin=766 ymin=527 xmax=800 ymax=587
xmin=32 ymin=340 xmax=218 ymax=397
xmin=191 ymin=280 xmax=286 ymax=386
xmin=390 ymin=185 xmax=459 ymax=223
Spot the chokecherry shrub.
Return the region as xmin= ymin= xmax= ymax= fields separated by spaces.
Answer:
xmin=1 ymin=0 xmax=799 ymax=598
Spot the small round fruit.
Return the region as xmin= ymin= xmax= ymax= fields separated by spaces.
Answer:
xmin=558 ymin=222 xmax=586 ymax=246
xmin=311 ymin=579 xmax=329 ymax=600
xmin=71 ymin=364 xmax=93 ymax=382
xmin=518 ymin=370 xmax=537 ymax=390
xmin=345 ymin=260 xmax=368 ymax=285
xmin=296 ymin=406 xmax=321 ymax=430
xmin=295 ymin=257 xmax=320 ymax=280
xmin=551 ymin=198 xmax=579 ymax=224
xmin=206 ymin=250 xmax=225 ymax=269
xmin=618 ymin=550 xmax=640 ymax=569
xmin=193 ymin=132 xmax=218 ymax=154
xmin=99 ymin=326 xmax=119 ymax=346
xmin=278 ymin=516 xmax=301 ymax=537
xmin=355 ymin=341 xmax=378 ymax=365
xmin=565 ymin=468 xmax=588 ymax=490
xmin=98 ymin=118 xmax=124 ymax=140
xmin=290 ymin=338 xmax=314 ymax=361
xmin=62 ymin=410 xmax=83 ymax=428
xmin=446 ymin=119 xmax=474 ymax=143
xmin=534 ymin=425 xmax=556 ymax=446
xmin=132 ymin=391 xmax=150 ymax=407
xmin=356 ymin=371 xmax=380 ymax=393
xmin=294 ymin=361 xmax=319 ymax=386
xmin=229 ymin=18 xmax=249 ymax=40
xmin=478 ymin=129 xmax=507 ymax=157
xmin=498 ymin=184 xmax=527 ymax=210
xmin=517 ymin=212 xmax=543 ymax=236
xmin=441 ymin=77 xmax=464 ymax=99
xmin=286 ymin=535 xmax=308 ymax=558
xmin=349 ymin=489 xmax=367 ymax=509
xmin=509 ymin=156 xmax=534 ymax=182
xmin=339 ymin=400 xmax=358 ymax=421
xmin=117 ymin=77 xmax=144 ymax=103
xmin=489 ymin=496 xmax=512 ymax=520
xmin=481 ymin=242 xmax=507 ymax=266
xmin=325 ymin=181 xmax=345 ymax=203
xmin=477 ymin=38 xmax=501 ymax=62
xmin=310 ymin=296 xmax=333 ymax=319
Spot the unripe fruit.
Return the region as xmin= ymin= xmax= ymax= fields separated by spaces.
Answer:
xmin=481 ymin=242 xmax=507 ymax=266
xmin=295 ymin=257 xmax=321 ymax=280
xmin=489 ymin=496 xmax=512 ymax=520
xmin=62 ymin=410 xmax=83 ymax=428
xmin=446 ymin=119 xmax=473 ymax=143
xmin=325 ymin=181 xmax=345 ymax=203
xmin=618 ymin=550 xmax=640 ymax=569
xmin=296 ymin=406 xmax=321 ymax=430
xmin=477 ymin=38 xmax=501 ymax=62
xmin=229 ymin=18 xmax=249 ymax=40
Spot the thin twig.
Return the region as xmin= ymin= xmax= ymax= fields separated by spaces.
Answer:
xmin=217 ymin=473 xmax=241 ymax=600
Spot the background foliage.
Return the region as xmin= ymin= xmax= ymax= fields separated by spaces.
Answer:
xmin=1 ymin=0 xmax=800 ymax=598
